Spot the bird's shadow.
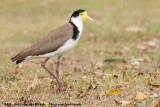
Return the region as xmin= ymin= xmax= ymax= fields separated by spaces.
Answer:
xmin=104 ymin=59 xmax=127 ymax=64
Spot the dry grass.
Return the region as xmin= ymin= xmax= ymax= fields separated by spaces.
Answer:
xmin=0 ymin=0 xmax=160 ymax=106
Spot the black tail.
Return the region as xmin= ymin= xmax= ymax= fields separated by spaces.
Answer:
xmin=16 ymin=59 xmax=24 ymax=64
xmin=11 ymin=47 xmax=32 ymax=64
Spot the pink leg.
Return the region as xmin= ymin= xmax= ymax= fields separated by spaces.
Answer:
xmin=56 ymin=61 xmax=60 ymax=79
xmin=41 ymin=58 xmax=61 ymax=92
xmin=56 ymin=61 xmax=61 ymax=91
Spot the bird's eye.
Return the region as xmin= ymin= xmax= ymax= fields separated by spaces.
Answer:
xmin=80 ymin=13 xmax=83 ymax=15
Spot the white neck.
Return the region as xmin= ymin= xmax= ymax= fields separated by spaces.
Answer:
xmin=70 ymin=16 xmax=83 ymax=35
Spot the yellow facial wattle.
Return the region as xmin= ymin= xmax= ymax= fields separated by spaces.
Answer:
xmin=79 ymin=11 xmax=94 ymax=22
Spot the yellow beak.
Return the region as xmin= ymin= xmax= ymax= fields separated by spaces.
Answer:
xmin=81 ymin=11 xmax=94 ymax=22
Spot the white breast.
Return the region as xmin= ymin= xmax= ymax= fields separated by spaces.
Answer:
xmin=70 ymin=16 xmax=83 ymax=35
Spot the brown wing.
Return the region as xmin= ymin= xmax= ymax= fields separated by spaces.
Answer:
xmin=11 ymin=23 xmax=73 ymax=62
xmin=31 ymin=23 xmax=73 ymax=55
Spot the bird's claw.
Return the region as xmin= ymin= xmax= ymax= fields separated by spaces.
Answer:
xmin=56 ymin=82 xmax=62 ymax=93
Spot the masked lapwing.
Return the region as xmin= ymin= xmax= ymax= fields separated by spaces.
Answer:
xmin=11 ymin=9 xmax=94 ymax=92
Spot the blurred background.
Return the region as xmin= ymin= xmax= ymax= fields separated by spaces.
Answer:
xmin=0 ymin=0 xmax=160 ymax=106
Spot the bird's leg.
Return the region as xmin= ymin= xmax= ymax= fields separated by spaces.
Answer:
xmin=56 ymin=61 xmax=60 ymax=79
xmin=55 ymin=56 xmax=63 ymax=91
xmin=55 ymin=61 xmax=61 ymax=91
xmin=41 ymin=58 xmax=61 ymax=92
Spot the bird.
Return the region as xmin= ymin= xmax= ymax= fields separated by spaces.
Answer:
xmin=11 ymin=9 xmax=94 ymax=92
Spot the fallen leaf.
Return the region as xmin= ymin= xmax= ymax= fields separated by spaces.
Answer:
xmin=106 ymin=89 xmax=122 ymax=95
xmin=150 ymin=87 xmax=159 ymax=92
xmin=156 ymin=100 xmax=160 ymax=107
xmin=131 ymin=58 xmax=144 ymax=62
xmin=145 ymin=78 xmax=152 ymax=81
xmin=131 ymin=61 xmax=140 ymax=66
xmin=121 ymin=100 xmax=131 ymax=106
xmin=113 ymin=75 xmax=119 ymax=78
xmin=149 ymin=83 xmax=160 ymax=88
xmin=114 ymin=100 xmax=121 ymax=105
xmin=95 ymin=62 xmax=103 ymax=69
xmin=148 ymin=41 xmax=157 ymax=47
xmin=137 ymin=44 xmax=148 ymax=51
xmin=118 ymin=64 xmax=140 ymax=69
xmin=136 ymin=92 xmax=147 ymax=100
xmin=137 ymin=72 xmax=143 ymax=76
xmin=125 ymin=26 xmax=146 ymax=33
xmin=118 ymin=65 xmax=133 ymax=69
xmin=114 ymin=100 xmax=131 ymax=106
xmin=150 ymin=94 xmax=158 ymax=98
xmin=137 ymin=40 xmax=159 ymax=51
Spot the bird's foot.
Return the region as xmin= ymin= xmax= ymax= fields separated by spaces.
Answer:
xmin=56 ymin=82 xmax=62 ymax=93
